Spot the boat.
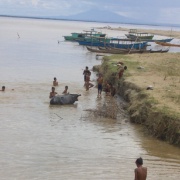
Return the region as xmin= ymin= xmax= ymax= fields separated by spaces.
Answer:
xmin=78 ymin=37 xmax=148 ymax=49
xmin=63 ymin=29 xmax=106 ymax=41
xmin=98 ymin=46 xmax=169 ymax=53
xmin=125 ymin=29 xmax=154 ymax=40
xmin=63 ymin=33 xmax=85 ymax=41
xmin=148 ymin=38 xmax=173 ymax=42
xmin=86 ymin=46 xmax=151 ymax=54
xmin=155 ymin=42 xmax=180 ymax=47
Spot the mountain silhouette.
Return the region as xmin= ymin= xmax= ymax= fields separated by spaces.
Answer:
xmin=52 ymin=9 xmax=136 ymax=24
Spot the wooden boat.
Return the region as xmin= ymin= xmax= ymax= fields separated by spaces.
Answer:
xmin=125 ymin=29 xmax=154 ymax=40
xmin=86 ymin=46 xmax=151 ymax=54
xmin=155 ymin=42 xmax=180 ymax=47
xmin=147 ymin=38 xmax=173 ymax=42
xmin=150 ymin=49 xmax=169 ymax=53
xmin=79 ymin=37 xmax=148 ymax=49
xmin=63 ymin=29 xmax=106 ymax=41
xmin=63 ymin=33 xmax=85 ymax=41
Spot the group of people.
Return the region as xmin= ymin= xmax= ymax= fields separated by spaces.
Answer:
xmin=49 ymin=77 xmax=69 ymax=99
xmin=83 ymin=64 xmax=127 ymax=98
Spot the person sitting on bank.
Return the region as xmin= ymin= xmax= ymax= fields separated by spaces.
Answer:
xmin=118 ymin=66 xmax=127 ymax=79
xmin=110 ymin=84 xmax=116 ymax=97
xmin=134 ymin=157 xmax=147 ymax=180
xmin=0 ymin=86 xmax=5 ymax=91
xmin=49 ymin=87 xmax=57 ymax=98
xmin=53 ymin=77 xmax=58 ymax=86
xmin=62 ymin=86 xmax=69 ymax=94
xmin=105 ymin=82 xmax=111 ymax=96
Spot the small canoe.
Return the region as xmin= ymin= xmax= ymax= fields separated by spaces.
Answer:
xmin=155 ymin=42 xmax=180 ymax=47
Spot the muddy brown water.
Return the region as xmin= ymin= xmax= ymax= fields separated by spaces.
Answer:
xmin=0 ymin=17 xmax=179 ymax=179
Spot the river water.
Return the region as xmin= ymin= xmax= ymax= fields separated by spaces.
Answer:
xmin=0 ymin=17 xmax=179 ymax=180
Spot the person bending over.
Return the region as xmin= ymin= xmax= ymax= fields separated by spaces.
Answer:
xmin=118 ymin=66 xmax=127 ymax=79
xmin=85 ymin=72 xmax=94 ymax=91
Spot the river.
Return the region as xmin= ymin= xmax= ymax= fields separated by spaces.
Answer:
xmin=0 ymin=17 xmax=179 ymax=180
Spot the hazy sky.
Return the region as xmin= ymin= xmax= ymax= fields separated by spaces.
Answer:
xmin=0 ymin=0 xmax=180 ymax=24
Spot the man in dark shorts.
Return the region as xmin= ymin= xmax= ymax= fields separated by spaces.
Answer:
xmin=97 ymin=74 xmax=103 ymax=97
xmin=134 ymin=157 xmax=147 ymax=180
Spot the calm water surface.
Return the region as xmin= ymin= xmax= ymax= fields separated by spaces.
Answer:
xmin=0 ymin=17 xmax=179 ymax=180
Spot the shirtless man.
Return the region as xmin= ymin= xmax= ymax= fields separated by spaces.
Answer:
xmin=85 ymin=72 xmax=94 ymax=91
xmin=62 ymin=86 xmax=69 ymax=94
xmin=118 ymin=66 xmax=127 ymax=79
xmin=0 ymin=86 xmax=5 ymax=91
xmin=134 ymin=157 xmax=147 ymax=180
xmin=83 ymin=66 xmax=91 ymax=85
xmin=97 ymin=74 xmax=103 ymax=97
xmin=49 ymin=87 xmax=57 ymax=98
xmin=53 ymin=77 xmax=58 ymax=86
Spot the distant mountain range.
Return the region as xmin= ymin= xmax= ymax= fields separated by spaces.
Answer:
xmin=1 ymin=9 xmax=180 ymax=27
xmin=51 ymin=9 xmax=136 ymax=24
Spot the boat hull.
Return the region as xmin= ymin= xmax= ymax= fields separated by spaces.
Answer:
xmin=79 ymin=41 xmax=148 ymax=49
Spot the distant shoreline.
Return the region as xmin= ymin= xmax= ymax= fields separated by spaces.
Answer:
xmin=1 ymin=14 xmax=180 ymax=29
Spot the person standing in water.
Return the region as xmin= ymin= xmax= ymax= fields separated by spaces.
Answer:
xmin=53 ymin=77 xmax=58 ymax=86
xmin=62 ymin=86 xmax=69 ymax=94
xmin=134 ymin=157 xmax=147 ymax=180
xmin=83 ymin=66 xmax=91 ymax=85
xmin=49 ymin=87 xmax=57 ymax=98
xmin=0 ymin=86 xmax=5 ymax=91
xmin=97 ymin=74 xmax=103 ymax=97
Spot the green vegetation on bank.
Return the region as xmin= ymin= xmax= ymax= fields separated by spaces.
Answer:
xmin=98 ymin=53 xmax=180 ymax=146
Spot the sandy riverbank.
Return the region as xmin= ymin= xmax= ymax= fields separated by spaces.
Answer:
xmin=95 ymin=52 xmax=180 ymax=145
xmin=97 ymin=26 xmax=180 ymax=38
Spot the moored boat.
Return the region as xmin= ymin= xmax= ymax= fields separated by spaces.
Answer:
xmin=155 ymin=42 xmax=180 ymax=47
xmin=79 ymin=37 xmax=148 ymax=49
xmin=63 ymin=29 xmax=106 ymax=41
xmin=125 ymin=29 xmax=154 ymax=40
xmin=86 ymin=46 xmax=151 ymax=54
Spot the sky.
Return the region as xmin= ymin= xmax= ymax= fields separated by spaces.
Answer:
xmin=0 ymin=0 xmax=180 ymax=25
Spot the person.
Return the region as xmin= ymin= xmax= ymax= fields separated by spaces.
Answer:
xmin=0 ymin=86 xmax=5 ymax=91
xmin=83 ymin=66 xmax=91 ymax=85
xmin=97 ymin=74 xmax=103 ymax=97
xmin=134 ymin=157 xmax=147 ymax=180
xmin=62 ymin=86 xmax=69 ymax=94
xmin=49 ymin=87 xmax=57 ymax=98
xmin=105 ymin=82 xmax=111 ymax=96
xmin=110 ymin=84 xmax=116 ymax=97
xmin=85 ymin=72 xmax=94 ymax=91
xmin=53 ymin=77 xmax=58 ymax=86
xmin=118 ymin=66 xmax=127 ymax=79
